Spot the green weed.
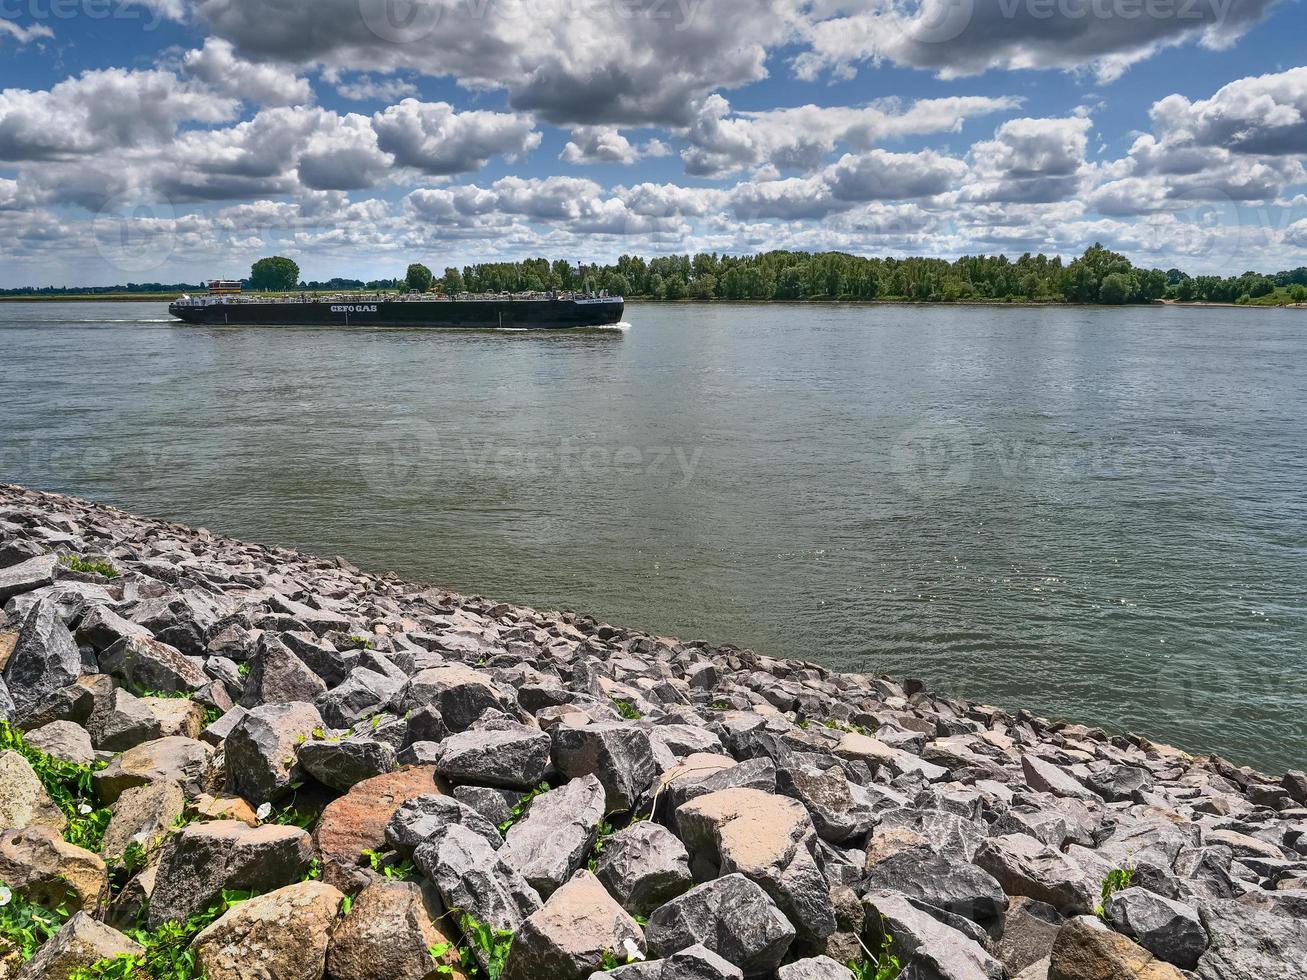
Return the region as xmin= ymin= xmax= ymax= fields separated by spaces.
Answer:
xmin=59 ymin=554 xmax=118 ymax=579
xmin=612 ymin=699 xmax=642 ymax=720
xmin=0 ymin=885 xmax=69 ymax=961
xmin=497 ymin=783 xmax=551 ymax=835
xmin=0 ymin=722 xmax=111 ymax=852
xmin=1096 ymin=866 xmax=1135 ymax=918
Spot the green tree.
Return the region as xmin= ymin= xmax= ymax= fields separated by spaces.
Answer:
xmin=1098 ymin=272 xmax=1133 ymax=305
xmin=249 ymin=256 xmax=300 ymax=292
xmin=442 ymin=267 xmax=465 ymax=294
xmin=406 ymin=263 xmax=435 ymax=293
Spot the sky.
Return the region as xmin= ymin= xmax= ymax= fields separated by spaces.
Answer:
xmin=1 ymin=0 xmax=1305 ymax=287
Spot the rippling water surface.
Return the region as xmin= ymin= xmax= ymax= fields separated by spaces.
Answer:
xmin=2 ymin=301 xmax=1304 ymax=771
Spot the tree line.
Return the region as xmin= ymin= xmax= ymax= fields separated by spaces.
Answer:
xmin=6 ymin=246 xmax=1306 ymax=305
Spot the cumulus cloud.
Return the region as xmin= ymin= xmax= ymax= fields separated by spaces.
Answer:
xmin=828 ymin=148 xmax=968 ymax=201
xmin=333 ymin=75 xmax=419 ymax=103
xmin=182 ymin=38 xmax=313 ymax=107
xmin=963 ymin=116 xmax=1093 ymax=203
xmin=1150 ymin=66 xmax=1307 ymax=156
xmin=192 ymin=0 xmax=798 ymax=127
xmin=372 ymin=100 xmax=541 ymax=176
xmin=681 ymin=93 xmax=1020 ymax=176
xmin=0 ymin=68 xmax=238 ymax=162
xmin=794 ymin=0 xmax=1277 ymax=83
xmin=560 ymin=128 xmax=670 ymax=166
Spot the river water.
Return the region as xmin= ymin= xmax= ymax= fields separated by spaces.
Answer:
xmin=2 ymin=300 xmax=1304 ymax=772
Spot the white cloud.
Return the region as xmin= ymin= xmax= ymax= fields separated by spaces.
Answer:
xmin=0 ymin=68 xmax=238 ymax=162
xmin=372 ymin=100 xmax=541 ymax=176
xmin=334 ymin=75 xmax=419 ymax=103
xmin=963 ymin=116 xmax=1093 ymax=203
xmin=794 ymin=0 xmax=1277 ymax=83
xmin=1150 ymin=66 xmax=1307 ymax=156
xmin=182 ymin=38 xmax=313 ymax=107
xmin=681 ymin=93 xmax=1020 ymax=177
xmin=560 ymin=128 xmax=670 ymax=166
xmin=0 ymin=18 xmax=53 ymax=44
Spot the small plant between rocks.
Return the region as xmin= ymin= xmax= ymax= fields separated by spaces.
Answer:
xmin=0 ymin=721 xmax=112 ymax=851
xmin=1096 ymin=865 xmax=1136 ymax=918
xmin=59 ymin=553 xmax=119 ymax=578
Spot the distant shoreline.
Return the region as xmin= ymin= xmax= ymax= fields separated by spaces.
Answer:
xmin=3 ymin=295 xmax=1304 ymax=310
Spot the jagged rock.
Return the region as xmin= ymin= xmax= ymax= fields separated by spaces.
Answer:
xmin=315 ymin=767 xmax=443 ymax=893
xmin=148 ymin=820 xmax=313 ymax=927
xmin=24 ymin=721 xmax=94 ymax=765
xmin=662 ymin=756 xmax=777 ymax=813
xmin=386 ymin=794 xmax=504 ymax=855
xmin=326 ymin=880 xmax=468 ymax=980
xmin=13 ymin=911 xmax=143 ymax=980
xmin=501 ymin=775 xmax=606 ymax=898
xmin=101 ymin=780 xmax=186 ymax=862
xmin=974 ymin=834 xmax=1096 ymax=915
xmin=396 ymin=664 xmax=509 ymax=732
xmin=0 ymin=750 xmax=67 ymax=834
xmin=676 ymin=787 xmax=835 ymax=942
xmin=188 ymin=793 xmax=259 ymax=825
xmin=88 ymin=687 xmax=162 ymax=751
xmin=777 ymin=956 xmax=854 ymax=980
xmin=435 ymin=722 xmax=552 ymax=790
xmin=265 ymin=593 xmax=352 ymax=637
xmin=239 ymin=635 xmax=328 ymax=707
xmin=141 ymin=695 xmax=206 ymax=739
xmin=1083 ymin=765 xmax=1154 ymax=803
xmin=595 ymin=821 xmax=693 ymax=917
xmin=317 ymin=667 xmax=402 ymax=728
xmin=297 ymin=737 xmax=397 ymax=791
xmin=94 ymin=735 xmax=214 ymax=804
xmin=3 ymin=598 xmax=82 ymax=724
xmin=0 ymin=554 xmax=57 ymax=604
xmin=996 ymin=897 xmax=1065 ymax=976
xmin=656 ymin=943 xmax=745 ymax=979
xmin=552 ymin=722 xmax=659 ymax=812
xmin=645 ymin=873 xmax=796 ymax=975
xmin=776 ymin=763 xmax=877 ymax=845
xmin=864 ymin=846 xmax=1007 ymax=931
xmin=0 ymin=826 xmax=109 ymax=915
xmin=504 ymin=870 xmax=645 ymax=980
xmin=99 ymin=634 xmax=207 ymax=693
xmin=0 ymin=676 xmax=13 ymax=724
xmin=1196 ymin=898 xmax=1307 ymax=979
xmin=864 ymin=891 xmax=1005 ymax=980
xmin=1048 ymin=915 xmax=1185 ymax=980
xmin=454 ymin=785 xmax=521 ymax=827
xmin=414 ymin=824 xmax=543 ymax=965
xmin=1022 ymin=755 xmax=1101 ymax=802
xmin=201 ymin=705 xmax=247 ymax=747
xmin=224 ymin=701 xmax=323 ymax=803
xmin=74 ymin=604 xmax=151 ymax=652
xmin=1104 ymin=888 xmax=1207 ymax=969
xmin=192 ymin=881 xmax=343 ymax=980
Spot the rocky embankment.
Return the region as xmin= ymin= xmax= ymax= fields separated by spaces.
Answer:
xmin=0 ymin=483 xmax=1305 ymax=980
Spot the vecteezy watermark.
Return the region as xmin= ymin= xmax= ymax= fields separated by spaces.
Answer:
xmin=893 ymin=0 xmax=1239 ymax=46
xmin=357 ymin=0 xmax=706 ymax=45
xmin=889 ymin=423 xmax=1236 ymax=497
xmin=92 ymin=194 xmax=177 ymax=275
xmin=357 ymin=432 xmax=705 ymax=497
xmin=0 ymin=0 xmax=166 ymax=30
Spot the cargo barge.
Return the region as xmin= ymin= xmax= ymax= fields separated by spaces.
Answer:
xmin=169 ymin=282 xmax=624 ymax=329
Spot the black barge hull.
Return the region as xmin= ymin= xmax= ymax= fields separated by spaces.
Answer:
xmin=168 ymin=298 xmax=624 ymax=329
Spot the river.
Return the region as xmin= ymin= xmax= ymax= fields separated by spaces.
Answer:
xmin=2 ymin=300 xmax=1304 ymax=771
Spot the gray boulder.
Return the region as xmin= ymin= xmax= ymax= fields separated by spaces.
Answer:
xmin=99 ymin=634 xmax=207 ymax=693
xmin=864 ymin=847 xmax=1007 ymax=932
xmin=777 ymin=762 xmax=877 ymax=845
xmin=864 ymin=891 xmax=1005 ymax=980
xmin=0 ymin=553 xmax=57 ymax=604
xmin=995 ymin=897 xmax=1064 ymax=976
xmin=435 ymin=722 xmax=552 ymax=790
xmin=297 ymin=737 xmax=397 ymax=792
xmin=1105 ymin=887 xmax=1207 ymax=969
xmin=974 ymin=833 xmax=1095 ymax=915
xmin=396 ymin=664 xmax=509 ymax=732
xmin=595 ymin=821 xmax=693 ymax=918
xmin=148 ymin=820 xmax=313 ymax=926
xmin=14 ymin=911 xmax=143 ymax=980
xmin=552 ymin=722 xmax=659 ymax=812
xmin=3 ymin=598 xmax=82 ymax=724
xmin=778 ymin=956 xmax=854 ymax=980
xmin=224 ymin=701 xmax=324 ymax=803
xmin=1196 ymin=899 xmax=1307 ymax=979
xmin=316 ymin=667 xmax=401 ymax=728
xmin=661 ymin=944 xmax=745 ymax=979
xmin=413 ymin=823 xmax=542 ymax=949
xmin=500 ymin=774 xmax=607 ymax=898
xmin=24 ymin=720 xmax=95 ymax=765
xmin=239 ymin=634 xmax=328 ymax=707
xmin=74 ymin=604 xmax=152 ymax=652
xmin=503 ymin=870 xmax=644 ymax=980
xmin=386 ymin=794 xmax=504 ymax=855
xmin=645 ymin=873 xmax=796 ymax=975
